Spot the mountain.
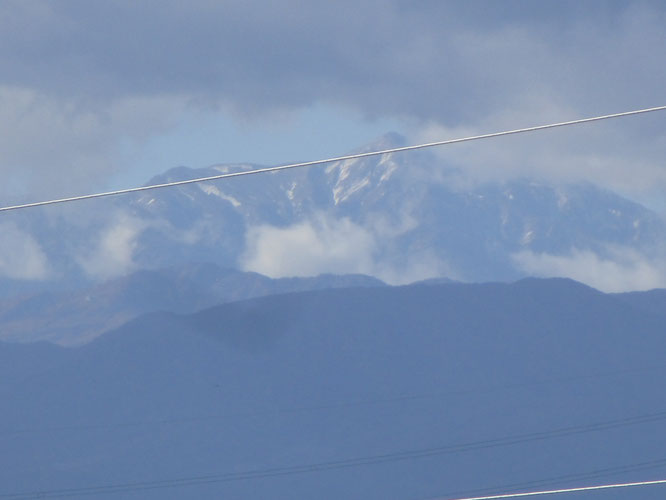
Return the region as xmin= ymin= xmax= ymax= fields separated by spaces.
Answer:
xmin=1 ymin=279 xmax=665 ymax=499
xmin=0 ymin=263 xmax=383 ymax=345
xmin=1 ymin=134 xmax=664 ymax=296
xmin=126 ymin=134 xmax=666 ymax=282
xmin=613 ymin=288 xmax=666 ymax=318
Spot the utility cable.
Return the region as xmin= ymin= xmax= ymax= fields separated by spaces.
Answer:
xmin=439 ymin=455 xmax=666 ymax=498
xmin=445 ymin=478 xmax=666 ymax=500
xmin=2 ymin=409 xmax=666 ymax=498
xmin=1 ymin=105 xmax=665 ymax=213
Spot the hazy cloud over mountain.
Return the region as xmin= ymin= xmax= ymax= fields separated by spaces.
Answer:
xmin=240 ymin=213 xmax=453 ymax=285
xmin=512 ymin=246 xmax=666 ymax=293
xmin=0 ymin=221 xmax=50 ymax=280
xmin=241 ymin=214 xmax=377 ymax=279
xmin=76 ymin=212 xmax=147 ymax=280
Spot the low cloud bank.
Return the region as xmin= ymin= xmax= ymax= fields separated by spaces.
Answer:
xmin=0 ymin=222 xmax=51 ymax=280
xmin=77 ymin=213 xmax=147 ymax=280
xmin=512 ymin=247 xmax=666 ymax=293
xmin=240 ymin=215 xmax=376 ymax=279
xmin=240 ymin=214 xmax=452 ymax=285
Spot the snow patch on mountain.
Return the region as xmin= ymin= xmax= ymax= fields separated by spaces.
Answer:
xmin=2 ymin=133 xmax=665 ymax=295
xmin=199 ymin=183 xmax=241 ymax=207
xmin=333 ymin=177 xmax=370 ymax=204
xmin=378 ymin=153 xmax=399 ymax=182
xmin=286 ymin=182 xmax=297 ymax=201
xmin=521 ymin=229 xmax=535 ymax=245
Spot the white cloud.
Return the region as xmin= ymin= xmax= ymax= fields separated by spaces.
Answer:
xmin=0 ymin=222 xmax=50 ymax=280
xmin=240 ymin=213 xmax=454 ymax=285
xmin=0 ymin=86 xmax=190 ymax=198
xmin=1 ymin=2 xmax=666 ymax=208
xmin=240 ymin=215 xmax=377 ymax=279
xmin=373 ymin=249 xmax=456 ymax=286
xmin=365 ymin=211 xmax=419 ymax=239
xmin=413 ymin=99 xmax=666 ymax=206
xmin=77 ymin=213 xmax=147 ymax=280
xmin=3 ymin=2 xmax=665 ymax=125
xmin=512 ymin=247 xmax=666 ymax=293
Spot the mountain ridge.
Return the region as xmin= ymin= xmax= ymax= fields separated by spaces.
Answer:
xmin=0 ymin=263 xmax=384 ymax=345
xmin=2 ymin=277 xmax=664 ymax=499
xmin=1 ymin=134 xmax=664 ymax=296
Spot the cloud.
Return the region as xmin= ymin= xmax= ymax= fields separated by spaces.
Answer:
xmin=0 ymin=222 xmax=51 ymax=280
xmin=413 ymin=94 xmax=666 ymax=206
xmin=1 ymin=1 xmax=665 ymax=203
xmin=2 ymin=1 xmax=665 ymax=121
xmin=77 ymin=213 xmax=147 ymax=280
xmin=240 ymin=213 xmax=454 ymax=284
xmin=512 ymin=247 xmax=666 ymax=293
xmin=0 ymin=86 xmax=190 ymax=199
xmin=372 ymin=249 xmax=456 ymax=286
xmin=240 ymin=215 xmax=377 ymax=278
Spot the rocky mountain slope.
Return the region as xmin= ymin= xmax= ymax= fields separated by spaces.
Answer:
xmin=0 ymin=263 xmax=383 ymax=345
xmin=1 ymin=134 xmax=664 ymax=296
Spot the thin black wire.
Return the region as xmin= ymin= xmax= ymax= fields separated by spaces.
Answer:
xmin=2 ymin=409 xmax=666 ymax=498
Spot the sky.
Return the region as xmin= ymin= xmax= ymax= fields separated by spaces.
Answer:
xmin=1 ymin=0 xmax=665 ymax=209
xmin=1 ymin=1 xmax=666 ymax=292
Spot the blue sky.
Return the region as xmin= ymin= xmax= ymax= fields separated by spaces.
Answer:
xmin=0 ymin=0 xmax=665 ymax=208
xmin=114 ymin=104 xmax=405 ymax=188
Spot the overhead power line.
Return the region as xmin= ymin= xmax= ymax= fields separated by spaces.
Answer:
xmin=440 ymin=455 xmax=666 ymax=499
xmin=2 ymin=409 xmax=666 ymax=498
xmin=1 ymin=105 xmax=665 ymax=213
xmin=445 ymin=478 xmax=666 ymax=500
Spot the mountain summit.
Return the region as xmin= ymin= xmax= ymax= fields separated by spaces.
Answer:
xmin=1 ymin=134 xmax=664 ymax=294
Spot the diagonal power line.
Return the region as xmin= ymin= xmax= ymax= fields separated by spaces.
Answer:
xmin=444 ymin=478 xmax=666 ymax=500
xmin=1 ymin=105 xmax=665 ymax=213
xmin=2 ymin=409 xmax=666 ymax=498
